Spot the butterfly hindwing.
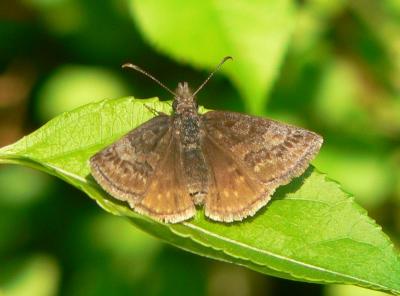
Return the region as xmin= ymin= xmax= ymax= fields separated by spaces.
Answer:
xmin=134 ymin=138 xmax=196 ymax=223
xmin=202 ymin=135 xmax=270 ymax=222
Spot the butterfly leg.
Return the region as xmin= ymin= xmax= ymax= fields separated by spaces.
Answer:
xmin=144 ymin=104 xmax=167 ymax=116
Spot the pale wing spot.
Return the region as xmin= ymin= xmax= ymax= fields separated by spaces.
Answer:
xmin=114 ymin=142 xmax=133 ymax=161
xmin=231 ymin=143 xmax=249 ymax=159
xmin=157 ymin=194 xmax=162 ymax=200
xmin=227 ymin=166 xmax=236 ymax=172
xmin=223 ymin=190 xmax=229 ymax=197
xmin=233 ymin=191 xmax=238 ymax=197
xmin=264 ymin=132 xmax=285 ymax=145
xmin=134 ymin=174 xmax=146 ymax=186
xmin=214 ymin=131 xmax=223 ymax=139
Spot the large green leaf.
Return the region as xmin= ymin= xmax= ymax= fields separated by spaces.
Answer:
xmin=129 ymin=0 xmax=295 ymax=114
xmin=0 ymin=97 xmax=399 ymax=295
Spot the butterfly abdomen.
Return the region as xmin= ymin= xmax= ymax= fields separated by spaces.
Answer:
xmin=174 ymin=114 xmax=210 ymax=205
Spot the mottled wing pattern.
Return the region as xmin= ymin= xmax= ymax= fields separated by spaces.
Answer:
xmin=134 ymin=138 xmax=196 ymax=223
xmin=90 ymin=115 xmax=171 ymax=204
xmin=90 ymin=115 xmax=196 ymax=223
xmin=202 ymin=136 xmax=271 ymax=222
xmin=202 ymin=111 xmax=323 ymax=221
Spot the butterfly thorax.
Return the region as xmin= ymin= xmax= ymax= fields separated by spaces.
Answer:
xmin=172 ymin=82 xmax=202 ymax=149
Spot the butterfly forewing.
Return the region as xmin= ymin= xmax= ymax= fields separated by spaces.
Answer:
xmin=90 ymin=115 xmax=171 ymax=203
xmin=202 ymin=111 xmax=323 ymax=219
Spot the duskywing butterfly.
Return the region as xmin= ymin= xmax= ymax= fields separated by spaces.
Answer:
xmin=90 ymin=57 xmax=323 ymax=223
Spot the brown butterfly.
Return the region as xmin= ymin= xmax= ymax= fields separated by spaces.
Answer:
xmin=90 ymin=57 xmax=323 ymax=223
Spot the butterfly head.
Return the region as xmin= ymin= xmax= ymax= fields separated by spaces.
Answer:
xmin=172 ymin=82 xmax=198 ymax=115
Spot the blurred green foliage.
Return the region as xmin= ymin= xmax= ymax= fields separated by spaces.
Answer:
xmin=1 ymin=0 xmax=400 ymax=295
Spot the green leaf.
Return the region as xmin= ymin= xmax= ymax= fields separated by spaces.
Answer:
xmin=129 ymin=0 xmax=295 ymax=114
xmin=1 ymin=97 xmax=400 ymax=295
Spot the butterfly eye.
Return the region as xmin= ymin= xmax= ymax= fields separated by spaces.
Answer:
xmin=172 ymin=100 xmax=178 ymax=111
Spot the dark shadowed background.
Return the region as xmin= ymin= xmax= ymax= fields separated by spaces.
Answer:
xmin=0 ymin=0 xmax=399 ymax=295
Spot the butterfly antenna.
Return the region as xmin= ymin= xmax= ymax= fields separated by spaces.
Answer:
xmin=192 ymin=56 xmax=233 ymax=97
xmin=122 ymin=63 xmax=177 ymax=97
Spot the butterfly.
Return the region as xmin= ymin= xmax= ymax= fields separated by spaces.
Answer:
xmin=90 ymin=57 xmax=323 ymax=223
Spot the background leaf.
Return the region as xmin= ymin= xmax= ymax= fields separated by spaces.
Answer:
xmin=129 ymin=0 xmax=295 ymax=114
xmin=1 ymin=98 xmax=399 ymax=295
